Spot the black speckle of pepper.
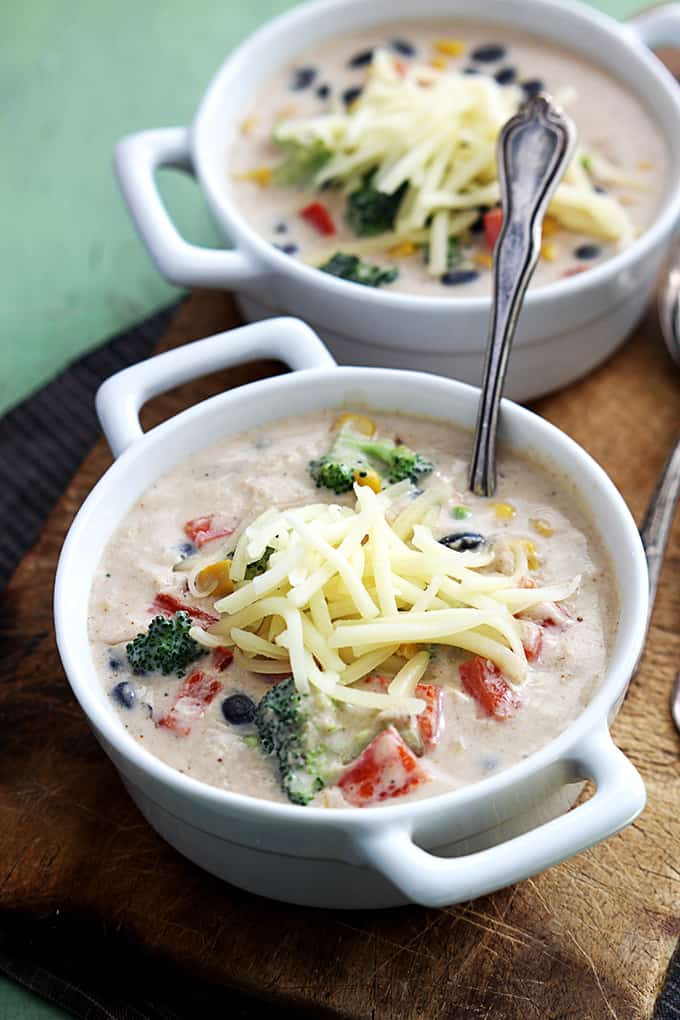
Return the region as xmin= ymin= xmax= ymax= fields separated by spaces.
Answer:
xmin=316 ymin=83 xmax=331 ymax=99
xmin=521 ymin=78 xmax=544 ymax=98
xmin=462 ymin=66 xmax=481 ymax=75
xmin=494 ymin=66 xmax=516 ymax=85
xmin=274 ymin=221 xmax=288 ymax=234
xmin=594 ymin=185 xmax=607 ymax=194
xmin=342 ymin=85 xmax=363 ymax=106
xmin=441 ymin=269 xmax=479 ymax=286
xmin=391 ymin=38 xmax=416 ymax=56
xmin=291 ymin=66 xmax=317 ymax=91
xmin=276 ymin=243 xmax=299 ymax=255
xmin=470 ymin=210 xmax=486 ymax=234
xmin=348 ymin=48 xmax=374 ymax=68
xmin=109 ymin=657 xmax=121 ymax=671
xmin=105 ymin=572 xmax=111 ymax=579
xmin=574 ymin=243 xmax=602 ymax=260
xmin=471 ymin=43 xmax=506 ymax=62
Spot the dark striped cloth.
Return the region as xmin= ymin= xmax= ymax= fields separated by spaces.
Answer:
xmin=0 ymin=305 xmax=678 ymax=1019
xmin=0 ymin=304 xmax=177 ymax=590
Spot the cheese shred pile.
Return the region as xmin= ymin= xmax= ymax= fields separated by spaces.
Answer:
xmin=190 ymin=483 xmax=579 ymax=714
xmin=274 ymin=48 xmax=636 ymax=273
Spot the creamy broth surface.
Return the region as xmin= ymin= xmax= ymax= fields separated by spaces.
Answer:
xmin=89 ymin=411 xmax=617 ymax=807
xmin=227 ymin=21 xmax=667 ymax=296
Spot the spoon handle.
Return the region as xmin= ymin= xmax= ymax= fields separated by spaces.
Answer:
xmin=469 ymin=94 xmax=576 ymax=497
xmin=640 ymin=432 xmax=680 ymax=619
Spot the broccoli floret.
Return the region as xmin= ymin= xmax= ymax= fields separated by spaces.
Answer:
xmin=309 ymin=426 xmax=435 ymax=493
xmin=346 ymin=176 xmax=407 ymax=236
xmin=272 ymin=138 xmax=332 ymax=187
xmin=126 ymin=612 xmax=206 ymax=677
xmin=244 ymin=546 xmax=275 ymax=579
xmin=255 ymin=677 xmax=337 ymax=805
xmin=319 ymin=252 xmax=398 ymax=288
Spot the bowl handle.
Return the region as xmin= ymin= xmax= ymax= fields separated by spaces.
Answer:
xmin=114 ymin=127 xmax=267 ymax=288
xmin=355 ymin=726 xmax=645 ymax=908
xmin=96 ymin=317 xmax=336 ymax=457
xmin=627 ymin=3 xmax=680 ymax=46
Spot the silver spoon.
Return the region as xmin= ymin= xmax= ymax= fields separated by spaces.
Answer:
xmin=648 ymin=246 xmax=680 ymax=732
xmin=469 ymin=93 xmax=575 ymax=496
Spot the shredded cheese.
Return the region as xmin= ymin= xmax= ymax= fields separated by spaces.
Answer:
xmin=275 ymin=48 xmax=637 ymax=271
xmin=189 ymin=483 xmax=580 ymax=710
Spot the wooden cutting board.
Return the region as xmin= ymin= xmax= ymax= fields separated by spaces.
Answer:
xmin=1 ymin=289 xmax=679 ymax=1019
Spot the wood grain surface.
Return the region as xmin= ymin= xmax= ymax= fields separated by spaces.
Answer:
xmin=1 ymin=289 xmax=679 ymax=1020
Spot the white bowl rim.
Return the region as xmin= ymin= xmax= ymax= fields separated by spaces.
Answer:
xmin=191 ymin=0 xmax=680 ymax=313
xmin=55 ymin=363 xmax=649 ymax=829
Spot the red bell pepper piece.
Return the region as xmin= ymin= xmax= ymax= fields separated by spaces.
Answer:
xmin=483 ymin=207 xmax=503 ymax=250
xmin=151 ymin=592 xmax=218 ymax=626
xmin=300 ymin=201 xmax=336 ymax=236
xmin=184 ymin=514 xmax=236 ymax=549
xmin=459 ymin=656 xmax=520 ymax=720
xmin=338 ymin=726 xmax=430 ymax=806
xmin=213 ymin=646 xmax=234 ymax=672
xmin=366 ymin=676 xmax=442 ymax=751
xmin=157 ymin=670 xmax=223 ymax=736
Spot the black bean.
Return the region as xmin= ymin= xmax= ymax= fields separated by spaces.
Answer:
xmin=274 ymin=221 xmax=288 ymax=234
xmin=291 ymin=66 xmax=317 ymax=91
xmin=574 ymin=243 xmax=602 ymax=260
xmin=439 ymin=531 xmax=486 ymax=551
xmin=112 ymin=681 xmax=136 ymax=709
xmin=441 ymin=269 xmax=479 ymax=286
xmin=316 ymin=83 xmax=331 ymax=99
xmin=462 ymin=66 xmax=481 ymax=75
xmin=222 ymin=694 xmax=257 ymax=725
xmin=494 ymin=66 xmax=516 ymax=85
xmin=277 ymin=243 xmax=299 ymax=255
xmin=521 ymin=78 xmax=544 ymax=98
xmin=391 ymin=38 xmax=416 ymax=56
xmin=178 ymin=541 xmax=196 ymax=558
xmin=342 ymin=85 xmax=363 ymax=106
xmin=471 ymin=43 xmax=506 ymax=62
xmin=348 ymin=48 xmax=374 ymax=68
xmin=109 ymin=657 xmax=121 ymax=671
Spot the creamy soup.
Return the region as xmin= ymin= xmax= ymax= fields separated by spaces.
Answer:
xmin=227 ymin=21 xmax=666 ymax=297
xmin=89 ymin=411 xmax=617 ymax=808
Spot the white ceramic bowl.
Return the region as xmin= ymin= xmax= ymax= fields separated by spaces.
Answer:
xmin=113 ymin=0 xmax=680 ymax=401
xmin=55 ymin=317 xmax=648 ymax=909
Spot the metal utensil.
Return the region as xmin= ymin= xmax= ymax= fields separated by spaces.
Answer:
xmin=469 ymin=94 xmax=575 ymax=496
xmin=650 ymin=253 xmax=680 ymax=732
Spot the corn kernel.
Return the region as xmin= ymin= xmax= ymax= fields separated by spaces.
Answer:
xmin=531 ymin=516 xmax=554 ymax=537
xmin=235 ymin=166 xmax=272 ymax=188
xmin=473 ymin=251 xmax=493 ymax=269
xmin=522 ymin=539 xmax=541 ymax=571
xmin=240 ymin=115 xmax=257 ymax=136
xmin=493 ymin=501 xmax=516 ymax=520
xmin=542 ymin=215 xmax=560 ymax=237
xmin=541 ymin=241 xmax=556 ymax=262
xmin=429 ymin=55 xmax=448 ymax=70
xmin=353 ymin=468 xmax=382 ymax=493
xmin=196 ymin=560 xmax=234 ymax=598
xmin=388 ymin=241 xmax=418 ymax=258
xmin=434 ymin=38 xmax=465 ymax=56
xmin=332 ymin=412 xmax=376 ymax=436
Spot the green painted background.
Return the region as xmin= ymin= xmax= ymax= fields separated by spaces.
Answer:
xmin=0 ymin=0 xmax=655 ymax=1015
